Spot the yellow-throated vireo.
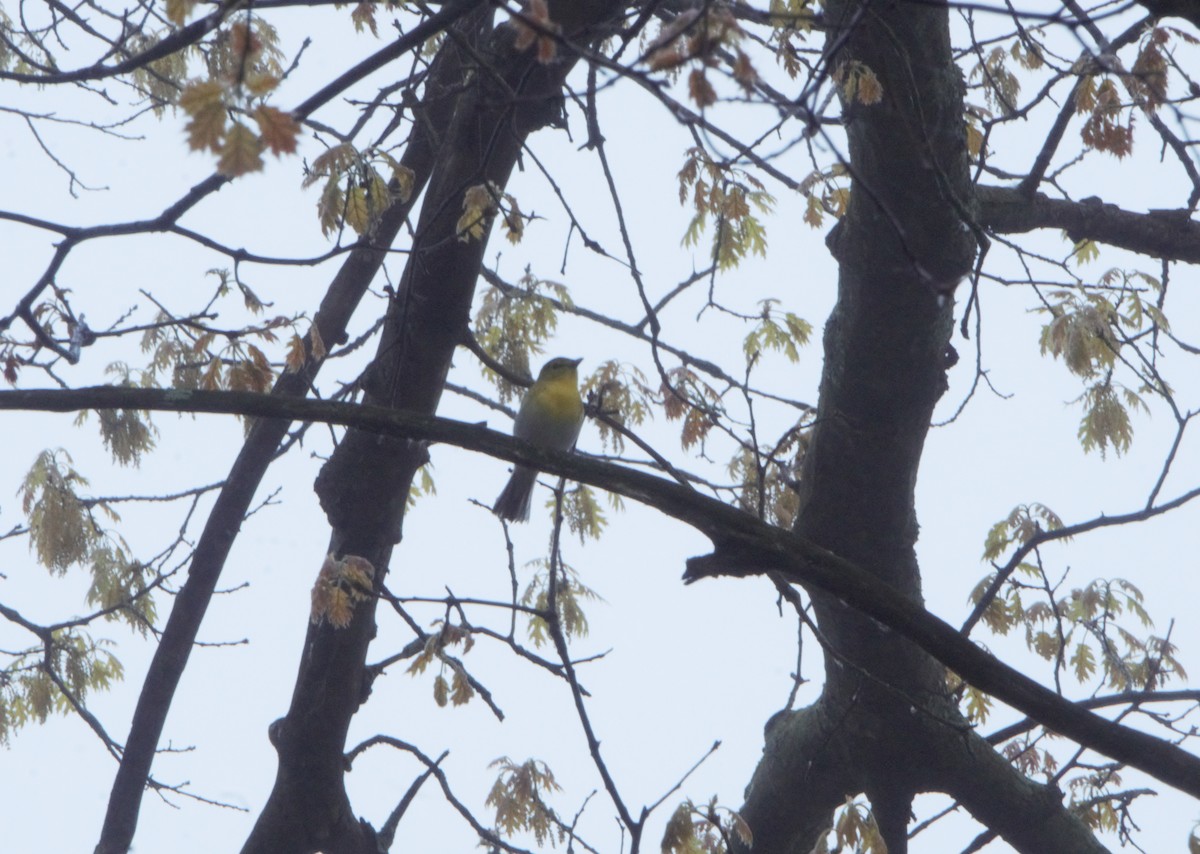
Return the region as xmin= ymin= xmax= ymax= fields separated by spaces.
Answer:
xmin=493 ymin=356 xmax=585 ymax=522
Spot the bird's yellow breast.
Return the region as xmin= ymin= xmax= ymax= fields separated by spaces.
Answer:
xmin=529 ymin=375 xmax=583 ymax=419
xmin=515 ymin=368 xmax=583 ymax=449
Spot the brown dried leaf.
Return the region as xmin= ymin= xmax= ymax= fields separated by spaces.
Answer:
xmin=733 ymin=49 xmax=758 ymax=92
xmin=253 ymin=105 xmax=299 ymax=156
xmin=688 ymin=69 xmax=717 ymax=107
xmin=284 ymin=333 xmax=306 ymax=373
xmin=179 ymin=81 xmax=226 ymax=152
xmin=351 ymin=1 xmax=379 ymax=36
xmin=317 ymin=178 xmax=344 ymax=236
xmin=309 ymin=323 xmax=327 ymax=361
xmin=513 ymin=0 xmax=558 ymax=63
xmin=229 ymin=22 xmax=262 ymax=63
xmin=216 ymin=122 xmax=264 ymax=176
xmin=306 ymin=142 xmax=357 ymax=187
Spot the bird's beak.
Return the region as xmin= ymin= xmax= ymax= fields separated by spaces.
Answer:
xmin=568 ymin=357 xmax=582 ymax=367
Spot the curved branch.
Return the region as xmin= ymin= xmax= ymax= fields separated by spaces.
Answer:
xmin=987 ymin=689 xmax=1200 ymax=744
xmin=0 ymin=10 xmax=228 ymax=85
xmin=4 ymin=384 xmax=1200 ymax=801
xmin=977 ymin=185 xmax=1200 ymax=264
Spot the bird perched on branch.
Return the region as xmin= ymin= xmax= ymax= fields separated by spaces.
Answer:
xmin=493 ymin=356 xmax=584 ymax=523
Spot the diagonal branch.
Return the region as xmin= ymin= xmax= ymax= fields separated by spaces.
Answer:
xmin=978 ymin=185 xmax=1200 ymax=263
xmin=87 ymin=17 xmax=470 ymax=841
xmin=5 ymin=383 xmax=1200 ymax=801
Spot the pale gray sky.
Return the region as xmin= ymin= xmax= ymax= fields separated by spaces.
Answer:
xmin=2 ymin=3 xmax=1198 ymax=852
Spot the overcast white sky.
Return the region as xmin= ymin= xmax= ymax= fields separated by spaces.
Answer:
xmin=2 ymin=3 xmax=1199 ymax=852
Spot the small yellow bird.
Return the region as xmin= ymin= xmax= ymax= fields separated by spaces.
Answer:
xmin=493 ymin=356 xmax=585 ymax=522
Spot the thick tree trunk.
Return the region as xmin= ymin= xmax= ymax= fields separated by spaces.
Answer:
xmin=93 ymin=10 xmax=483 ymax=851
xmin=240 ymin=4 xmax=622 ymax=852
xmin=735 ymin=1 xmax=1105 ymax=851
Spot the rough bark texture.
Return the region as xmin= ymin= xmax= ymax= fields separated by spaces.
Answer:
xmin=4 ymin=0 xmax=1192 ymax=852
xmin=239 ymin=5 xmax=623 ymax=852
xmin=734 ymin=1 xmax=1107 ymax=851
xmin=977 ymin=185 xmax=1200 ymax=263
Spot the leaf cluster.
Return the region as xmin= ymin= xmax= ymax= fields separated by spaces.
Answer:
xmin=725 ymin=426 xmax=807 ymax=528
xmin=799 ymin=164 xmax=849 ymax=229
xmin=521 ymin=560 xmax=600 ymax=647
xmin=18 ymin=450 xmax=157 ymax=627
xmin=485 ymin=757 xmax=563 ymax=846
xmin=661 ymin=797 xmax=752 ymax=854
xmin=678 ymin=147 xmax=774 ymax=271
xmin=660 ymin=366 xmax=723 ymax=452
xmin=833 ymin=59 xmax=883 ymax=106
xmin=583 ymin=359 xmax=654 ymax=453
xmin=347 ymin=1 xmax=405 ymax=38
xmin=743 ymin=299 xmax=812 ymax=364
xmin=310 ymin=553 xmax=376 ymax=630
xmin=306 ymin=142 xmax=415 ymax=237
xmin=646 ymin=6 xmax=758 ymax=109
xmin=176 ymin=18 xmax=297 ymax=177
xmin=0 ymin=630 xmax=124 ymax=745
xmin=816 ymin=797 xmax=885 ymax=854
xmin=970 ymin=44 xmax=1023 ymax=116
xmin=405 ymin=621 xmax=477 ymax=709
xmin=1037 ymin=274 xmax=1167 ymax=457
xmin=475 ymin=274 xmax=573 ymax=403
xmin=971 ymin=558 xmax=1184 ymax=697
xmin=74 ymin=365 xmax=159 ymax=467
xmin=138 ymin=273 xmax=302 ymax=399
xmin=456 ymin=182 xmax=524 ymax=245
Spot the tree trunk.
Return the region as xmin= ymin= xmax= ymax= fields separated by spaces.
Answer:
xmin=734 ymin=1 xmax=1105 ymax=850
xmin=240 ymin=5 xmax=623 ymax=852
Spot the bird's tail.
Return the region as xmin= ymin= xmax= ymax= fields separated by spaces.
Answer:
xmin=493 ymin=465 xmax=538 ymax=522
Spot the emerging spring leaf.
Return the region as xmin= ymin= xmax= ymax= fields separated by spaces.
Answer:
xmin=743 ymin=300 xmax=812 ymax=363
xmin=1039 ymin=292 xmax=1118 ymax=378
xmin=835 ymin=59 xmax=883 ymax=105
xmin=344 ymin=186 xmax=371 ymax=235
xmin=165 ymin=0 xmax=200 ymax=25
xmin=20 ymin=449 xmax=94 ymax=573
xmin=688 ymin=69 xmax=717 ymax=107
xmin=87 ymin=545 xmax=157 ymax=633
xmin=457 ymin=183 xmax=498 ymax=242
xmin=561 ymin=485 xmax=607 ymax=543
xmin=1 ymin=630 xmax=124 ymax=744
xmin=970 ymin=45 xmax=1021 ymax=115
xmin=832 ymin=797 xmax=887 ymax=853
xmin=1080 ymin=78 xmax=1133 ymax=158
xmin=486 ymin=757 xmax=563 ymax=846
xmin=580 ymin=360 xmax=652 ymax=453
xmin=678 ymin=148 xmax=774 ymax=270
xmin=317 ymin=178 xmax=344 ymax=237
xmin=521 ymin=561 xmax=600 ymax=647
xmin=1129 ymin=31 xmax=1169 ymax=108
xmin=310 ymin=554 xmax=376 ymax=629
xmin=661 ymin=798 xmax=751 ymax=853
xmin=1077 ymin=382 xmax=1136 ymax=458
xmin=456 ymin=184 xmax=523 ymax=243
xmin=351 ymin=1 xmax=380 ymax=36
xmin=981 ymin=502 xmax=1065 ymax=561
xmin=475 ymin=273 xmax=572 ymax=402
